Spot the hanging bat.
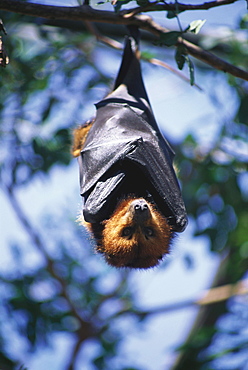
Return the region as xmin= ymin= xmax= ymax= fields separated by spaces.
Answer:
xmin=72 ymin=28 xmax=187 ymax=269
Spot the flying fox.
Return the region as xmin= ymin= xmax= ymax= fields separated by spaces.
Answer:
xmin=72 ymin=28 xmax=187 ymax=269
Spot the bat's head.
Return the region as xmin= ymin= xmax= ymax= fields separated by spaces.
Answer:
xmin=96 ymin=197 xmax=173 ymax=269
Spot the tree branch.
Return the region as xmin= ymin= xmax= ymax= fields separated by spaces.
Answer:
xmin=124 ymin=0 xmax=239 ymax=17
xmin=114 ymin=279 xmax=248 ymax=319
xmin=0 ymin=0 xmax=239 ymax=19
xmin=85 ymin=21 xmax=203 ymax=89
xmin=1 ymin=0 xmax=248 ymax=81
xmin=3 ymin=183 xmax=93 ymax=338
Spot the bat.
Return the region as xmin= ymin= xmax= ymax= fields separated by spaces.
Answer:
xmin=72 ymin=28 xmax=187 ymax=269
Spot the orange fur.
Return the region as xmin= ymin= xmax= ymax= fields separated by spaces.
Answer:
xmin=99 ymin=198 xmax=172 ymax=269
xmin=71 ymin=121 xmax=94 ymax=157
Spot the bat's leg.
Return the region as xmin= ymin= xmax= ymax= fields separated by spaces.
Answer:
xmin=72 ymin=120 xmax=94 ymax=157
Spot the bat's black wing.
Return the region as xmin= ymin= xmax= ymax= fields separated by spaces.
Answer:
xmin=78 ymin=29 xmax=187 ymax=232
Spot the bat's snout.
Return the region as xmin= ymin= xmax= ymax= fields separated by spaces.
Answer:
xmin=129 ymin=199 xmax=151 ymax=222
xmin=132 ymin=199 xmax=148 ymax=212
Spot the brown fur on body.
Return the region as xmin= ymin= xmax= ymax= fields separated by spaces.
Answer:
xmin=71 ymin=121 xmax=94 ymax=157
xmin=73 ymin=125 xmax=173 ymax=269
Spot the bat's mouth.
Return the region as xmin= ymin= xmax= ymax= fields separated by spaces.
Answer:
xmin=105 ymin=251 xmax=164 ymax=269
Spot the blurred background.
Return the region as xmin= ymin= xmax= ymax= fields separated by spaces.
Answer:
xmin=0 ymin=0 xmax=248 ymax=369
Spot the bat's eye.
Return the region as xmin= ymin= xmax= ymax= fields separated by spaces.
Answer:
xmin=121 ymin=227 xmax=133 ymax=238
xmin=144 ymin=227 xmax=154 ymax=238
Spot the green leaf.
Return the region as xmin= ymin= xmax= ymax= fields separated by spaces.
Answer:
xmin=93 ymin=355 xmax=105 ymax=368
xmin=240 ymin=13 xmax=248 ymax=29
xmin=167 ymin=9 xmax=184 ymax=19
xmin=176 ymin=52 xmax=185 ymax=70
xmin=155 ymin=31 xmax=182 ymax=47
xmin=185 ymin=19 xmax=206 ymax=34
xmin=236 ymin=95 xmax=248 ymax=125
xmin=140 ymin=50 xmax=156 ymax=60
xmin=136 ymin=0 xmax=149 ymax=6
xmin=113 ymin=0 xmax=132 ymax=12
xmin=175 ymin=44 xmax=187 ymax=70
xmin=185 ymin=56 xmax=195 ymax=85
xmin=42 ymin=97 xmax=58 ymax=122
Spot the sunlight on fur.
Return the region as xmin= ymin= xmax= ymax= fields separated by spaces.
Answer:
xmin=77 ymin=198 xmax=172 ymax=269
xmin=101 ymin=198 xmax=172 ymax=268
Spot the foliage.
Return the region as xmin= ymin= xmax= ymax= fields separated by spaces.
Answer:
xmin=171 ymin=14 xmax=248 ymax=368
xmin=0 ymin=2 xmax=248 ymax=370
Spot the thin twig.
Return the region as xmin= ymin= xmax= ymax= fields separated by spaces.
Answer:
xmin=84 ymin=20 xmax=123 ymax=49
xmin=3 ymin=183 xmax=93 ymax=335
xmin=0 ymin=19 xmax=9 ymax=67
xmin=143 ymin=56 xmax=203 ymax=90
xmin=85 ymin=21 xmax=203 ymax=89
xmin=1 ymin=0 xmax=247 ymax=81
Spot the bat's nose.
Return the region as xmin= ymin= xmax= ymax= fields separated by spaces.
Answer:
xmin=133 ymin=199 xmax=149 ymax=212
xmin=130 ymin=199 xmax=151 ymax=222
